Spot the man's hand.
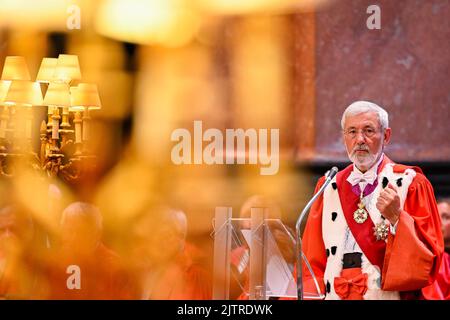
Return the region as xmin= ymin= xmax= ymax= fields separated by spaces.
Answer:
xmin=376 ymin=183 xmax=401 ymax=225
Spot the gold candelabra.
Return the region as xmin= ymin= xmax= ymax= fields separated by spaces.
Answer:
xmin=0 ymin=55 xmax=102 ymax=182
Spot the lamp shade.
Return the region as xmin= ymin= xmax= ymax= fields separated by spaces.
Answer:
xmin=4 ymin=81 xmax=43 ymax=107
xmin=36 ymin=57 xmax=58 ymax=83
xmin=43 ymin=82 xmax=70 ymax=107
xmin=0 ymin=80 xmax=11 ymax=104
xmin=70 ymin=83 xmax=101 ymax=111
xmin=53 ymin=54 xmax=82 ymax=83
xmin=1 ymin=56 xmax=31 ymax=81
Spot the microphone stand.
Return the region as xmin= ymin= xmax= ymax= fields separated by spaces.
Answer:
xmin=296 ymin=167 xmax=338 ymax=300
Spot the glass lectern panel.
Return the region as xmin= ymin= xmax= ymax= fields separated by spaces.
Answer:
xmin=212 ymin=207 xmax=323 ymax=300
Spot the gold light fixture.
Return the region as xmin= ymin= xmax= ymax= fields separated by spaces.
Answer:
xmin=70 ymin=83 xmax=102 ymax=156
xmin=3 ymin=81 xmax=43 ymax=147
xmin=43 ymin=82 xmax=71 ymax=139
xmin=0 ymin=78 xmax=43 ymax=177
xmin=0 ymin=55 xmax=101 ymax=182
xmin=36 ymin=57 xmax=59 ymax=131
xmin=40 ymin=63 xmax=99 ymax=181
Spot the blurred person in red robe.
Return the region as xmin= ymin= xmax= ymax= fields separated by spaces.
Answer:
xmin=0 ymin=205 xmax=38 ymax=299
xmin=302 ymin=101 xmax=443 ymax=300
xmin=422 ymin=199 xmax=450 ymax=299
xmin=40 ymin=202 xmax=134 ymax=299
xmin=130 ymin=206 xmax=211 ymax=300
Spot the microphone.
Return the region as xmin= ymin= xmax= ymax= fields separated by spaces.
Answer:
xmin=326 ymin=166 xmax=339 ymax=180
xmin=295 ymin=166 xmax=339 ymax=300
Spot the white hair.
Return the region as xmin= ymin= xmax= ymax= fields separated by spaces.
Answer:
xmin=60 ymin=202 xmax=103 ymax=231
xmin=341 ymin=101 xmax=389 ymax=130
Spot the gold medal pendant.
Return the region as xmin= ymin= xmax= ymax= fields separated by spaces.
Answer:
xmin=373 ymin=222 xmax=389 ymax=241
xmin=353 ymin=201 xmax=368 ymax=224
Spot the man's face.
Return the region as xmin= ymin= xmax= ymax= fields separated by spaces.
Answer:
xmin=131 ymin=217 xmax=185 ymax=267
xmin=148 ymin=224 xmax=185 ymax=263
xmin=60 ymin=214 xmax=100 ymax=254
xmin=343 ymin=112 xmax=391 ymax=172
xmin=438 ymin=202 xmax=450 ymax=247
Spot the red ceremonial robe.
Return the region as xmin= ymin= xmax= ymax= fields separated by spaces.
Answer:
xmin=422 ymin=252 xmax=450 ymax=300
xmin=140 ymin=243 xmax=212 ymax=300
xmin=41 ymin=243 xmax=134 ymax=300
xmin=302 ymin=156 xmax=444 ymax=299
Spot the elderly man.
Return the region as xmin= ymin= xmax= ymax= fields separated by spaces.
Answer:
xmin=41 ymin=202 xmax=134 ymax=299
xmin=130 ymin=206 xmax=211 ymax=300
xmin=302 ymin=101 xmax=443 ymax=300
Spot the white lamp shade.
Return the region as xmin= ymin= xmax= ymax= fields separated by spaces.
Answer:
xmin=4 ymin=81 xmax=43 ymax=107
xmin=43 ymin=82 xmax=70 ymax=107
xmin=36 ymin=57 xmax=58 ymax=83
xmin=0 ymin=80 xmax=11 ymax=104
xmin=53 ymin=54 xmax=82 ymax=82
xmin=1 ymin=56 xmax=31 ymax=81
xmin=70 ymin=83 xmax=101 ymax=111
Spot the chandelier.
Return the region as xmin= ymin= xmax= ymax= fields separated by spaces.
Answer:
xmin=0 ymin=55 xmax=102 ymax=182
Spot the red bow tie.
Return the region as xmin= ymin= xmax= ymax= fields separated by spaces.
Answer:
xmin=334 ymin=272 xmax=368 ymax=300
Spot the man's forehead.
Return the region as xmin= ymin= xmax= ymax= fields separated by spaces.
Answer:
xmin=62 ymin=215 xmax=96 ymax=227
xmin=344 ymin=112 xmax=379 ymax=127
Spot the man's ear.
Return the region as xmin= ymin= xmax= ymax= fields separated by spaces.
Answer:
xmin=384 ymin=127 xmax=392 ymax=144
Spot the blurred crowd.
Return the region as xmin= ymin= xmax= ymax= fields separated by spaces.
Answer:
xmin=0 ymin=175 xmax=290 ymax=300
xmin=0 ymin=181 xmax=448 ymax=300
xmin=0 ymin=188 xmax=214 ymax=300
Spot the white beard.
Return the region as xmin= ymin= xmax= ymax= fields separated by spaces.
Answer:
xmin=348 ymin=144 xmax=383 ymax=171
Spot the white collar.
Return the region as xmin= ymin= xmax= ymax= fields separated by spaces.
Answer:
xmin=347 ymin=153 xmax=384 ymax=187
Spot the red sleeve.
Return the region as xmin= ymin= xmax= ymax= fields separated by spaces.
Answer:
xmin=381 ymin=173 xmax=444 ymax=291
xmin=301 ymin=177 xmax=327 ymax=297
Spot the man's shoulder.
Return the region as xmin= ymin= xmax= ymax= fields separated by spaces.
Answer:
xmin=392 ymin=163 xmax=423 ymax=175
xmin=391 ymin=162 xmax=430 ymax=188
